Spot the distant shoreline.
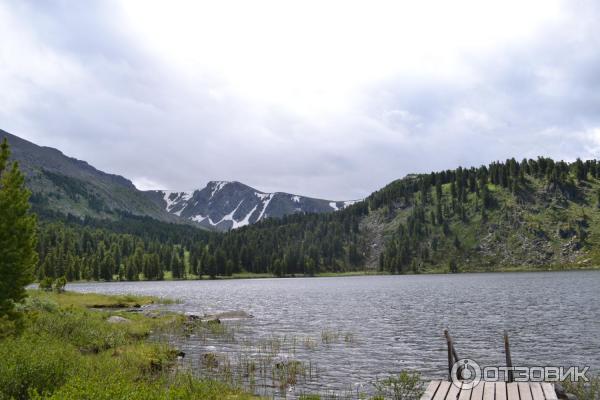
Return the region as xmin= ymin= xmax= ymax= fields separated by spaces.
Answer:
xmin=55 ymin=265 xmax=600 ymax=285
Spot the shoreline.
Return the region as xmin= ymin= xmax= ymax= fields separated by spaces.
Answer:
xmin=55 ymin=264 xmax=600 ymax=285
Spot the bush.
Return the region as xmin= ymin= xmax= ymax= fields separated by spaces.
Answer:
xmin=29 ymin=308 xmax=127 ymax=353
xmin=39 ymin=277 xmax=53 ymax=291
xmin=373 ymin=370 xmax=424 ymax=400
xmin=53 ymin=277 xmax=67 ymax=293
xmin=0 ymin=333 xmax=79 ymax=400
xmin=562 ymin=374 xmax=600 ymax=400
xmin=15 ymin=296 xmax=58 ymax=313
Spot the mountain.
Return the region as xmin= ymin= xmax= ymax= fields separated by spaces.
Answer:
xmin=31 ymin=152 xmax=600 ymax=282
xmin=1 ymin=129 xmax=177 ymax=223
xmin=145 ymin=181 xmax=357 ymax=231
xmin=1 ymin=129 xmax=353 ymax=230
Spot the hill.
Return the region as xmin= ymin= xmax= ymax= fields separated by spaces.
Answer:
xmin=2 ymin=129 xmax=177 ymax=223
xmin=203 ymin=157 xmax=600 ymax=275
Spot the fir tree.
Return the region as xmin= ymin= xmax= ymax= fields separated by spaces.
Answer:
xmin=0 ymin=138 xmax=38 ymax=331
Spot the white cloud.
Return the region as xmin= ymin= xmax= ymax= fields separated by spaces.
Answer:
xmin=0 ymin=0 xmax=599 ymax=200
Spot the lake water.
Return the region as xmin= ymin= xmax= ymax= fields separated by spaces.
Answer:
xmin=68 ymin=271 xmax=600 ymax=397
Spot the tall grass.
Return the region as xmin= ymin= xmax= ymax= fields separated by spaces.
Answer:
xmin=0 ymin=291 xmax=258 ymax=400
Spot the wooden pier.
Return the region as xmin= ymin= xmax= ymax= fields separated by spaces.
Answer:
xmin=421 ymin=381 xmax=558 ymax=400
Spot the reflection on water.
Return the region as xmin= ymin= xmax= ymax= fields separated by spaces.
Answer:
xmin=68 ymin=271 xmax=600 ymax=397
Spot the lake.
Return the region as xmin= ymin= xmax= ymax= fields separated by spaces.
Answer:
xmin=67 ymin=271 xmax=600 ymax=397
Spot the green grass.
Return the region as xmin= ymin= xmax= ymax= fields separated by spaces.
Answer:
xmin=1 ymin=291 xmax=259 ymax=400
xmin=28 ymin=290 xmax=159 ymax=308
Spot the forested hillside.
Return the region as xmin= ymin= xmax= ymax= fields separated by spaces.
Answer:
xmin=36 ymin=157 xmax=600 ymax=281
xmin=374 ymin=157 xmax=600 ymax=272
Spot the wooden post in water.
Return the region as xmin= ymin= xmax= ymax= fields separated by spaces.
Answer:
xmin=504 ymin=330 xmax=513 ymax=382
xmin=444 ymin=329 xmax=454 ymax=381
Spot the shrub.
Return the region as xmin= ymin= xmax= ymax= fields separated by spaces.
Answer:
xmin=39 ymin=277 xmax=53 ymax=291
xmin=29 ymin=308 xmax=127 ymax=352
xmin=373 ymin=370 xmax=424 ymax=400
xmin=0 ymin=333 xmax=79 ymax=400
xmin=562 ymin=374 xmax=600 ymax=400
xmin=52 ymin=277 xmax=67 ymax=293
xmin=15 ymin=296 xmax=58 ymax=313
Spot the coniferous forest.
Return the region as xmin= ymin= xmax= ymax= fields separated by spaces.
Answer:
xmin=35 ymin=156 xmax=600 ymax=281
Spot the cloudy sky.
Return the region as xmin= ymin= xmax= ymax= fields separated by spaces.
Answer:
xmin=1 ymin=1 xmax=599 ymax=199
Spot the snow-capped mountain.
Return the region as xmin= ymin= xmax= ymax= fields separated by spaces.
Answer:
xmin=145 ymin=181 xmax=357 ymax=231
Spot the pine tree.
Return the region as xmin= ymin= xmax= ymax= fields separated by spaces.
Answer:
xmin=0 ymin=138 xmax=38 ymax=330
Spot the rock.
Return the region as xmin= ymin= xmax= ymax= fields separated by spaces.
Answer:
xmin=107 ymin=316 xmax=131 ymax=324
xmin=555 ymin=383 xmax=566 ymax=399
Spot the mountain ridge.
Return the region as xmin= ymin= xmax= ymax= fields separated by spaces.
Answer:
xmin=145 ymin=180 xmax=358 ymax=231
xmin=1 ymin=129 xmax=180 ymax=223
xmin=1 ymin=129 xmax=352 ymax=230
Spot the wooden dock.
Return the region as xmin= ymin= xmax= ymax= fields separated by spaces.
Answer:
xmin=421 ymin=381 xmax=558 ymax=400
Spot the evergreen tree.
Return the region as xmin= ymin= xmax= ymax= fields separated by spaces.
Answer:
xmin=0 ymin=138 xmax=38 ymax=331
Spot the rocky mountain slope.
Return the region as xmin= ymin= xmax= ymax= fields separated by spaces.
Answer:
xmin=2 ymin=129 xmax=180 ymax=223
xmin=2 ymin=129 xmax=353 ymax=230
xmin=145 ymin=182 xmax=357 ymax=231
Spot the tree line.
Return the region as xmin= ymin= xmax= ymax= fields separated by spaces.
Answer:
xmin=29 ymin=156 xmax=600 ymax=282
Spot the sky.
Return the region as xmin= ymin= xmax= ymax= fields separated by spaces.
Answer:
xmin=1 ymin=0 xmax=600 ymax=200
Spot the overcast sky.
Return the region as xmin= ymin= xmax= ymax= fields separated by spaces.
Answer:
xmin=1 ymin=1 xmax=600 ymax=199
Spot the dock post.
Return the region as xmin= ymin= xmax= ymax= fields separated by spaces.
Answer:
xmin=504 ymin=331 xmax=513 ymax=382
xmin=444 ymin=329 xmax=454 ymax=381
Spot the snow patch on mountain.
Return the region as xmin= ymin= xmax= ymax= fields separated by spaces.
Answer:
xmin=209 ymin=181 xmax=229 ymax=198
xmin=163 ymin=191 xmax=193 ymax=212
xmin=257 ymin=193 xmax=274 ymax=221
xmin=232 ymin=204 xmax=258 ymax=229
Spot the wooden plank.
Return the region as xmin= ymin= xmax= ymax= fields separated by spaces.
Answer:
xmin=421 ymin=380 xmax=442 ymax=400
xmin=518 ymin=382 xmax=533 ymax=400
xmin=507 ymin=383 xmax=520 ymax=400
xmin=484 ymin=382 xmax=496 ymax=400
xmin=433 ymin=381 xmax=452 ymax=400
xmin=496 ymin=382 xmax=507 ymax=400
xmin=446 ymin=382 xmax=462 ymax=400
xmin=459 ymin=384 xmax=473 ymax=400
xmin=531 ymin=382 xmax=545 ymax=400
xmin=471 ymin=381 xmax=485 ymax=400
xmin=541 ymin=383 xmax=558 ymax=400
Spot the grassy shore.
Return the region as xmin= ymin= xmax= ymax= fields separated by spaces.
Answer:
xmin=0 ymin=290 xmax=258 ymax=400
xmin=154 ymin=265 xmax=600 ymax=282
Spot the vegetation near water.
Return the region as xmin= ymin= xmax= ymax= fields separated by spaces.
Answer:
xmin=0 ymin=291 xmax=260 ymax=400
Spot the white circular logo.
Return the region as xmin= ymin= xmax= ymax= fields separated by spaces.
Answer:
xmin=451 ymin=358 xmax=481 ymax=389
